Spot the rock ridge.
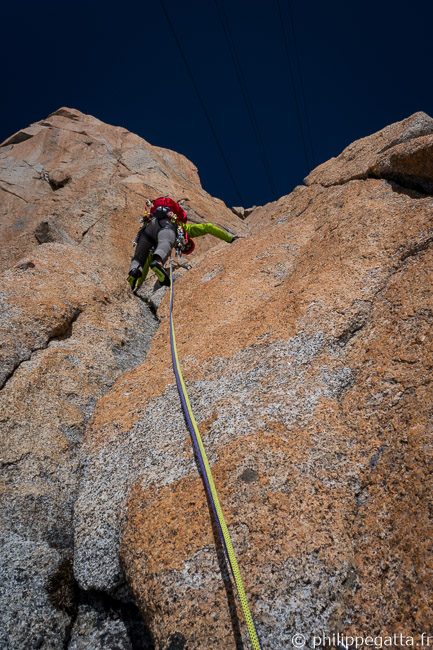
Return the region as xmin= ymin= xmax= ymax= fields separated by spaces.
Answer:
xmin=305 ymin=111 xmax=433 ymax=195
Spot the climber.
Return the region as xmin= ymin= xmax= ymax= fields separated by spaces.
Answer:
xmin=127 ymin=196 xmax=244 ymax=290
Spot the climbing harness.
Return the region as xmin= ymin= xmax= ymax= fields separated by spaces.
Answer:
xmin=169 ymin=260 xmax=263 ymax=650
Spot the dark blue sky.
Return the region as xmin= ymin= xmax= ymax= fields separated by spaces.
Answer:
xmin=3 ymin=0 xmax=433 ymax=208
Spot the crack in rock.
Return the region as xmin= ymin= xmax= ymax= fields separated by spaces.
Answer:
xmin=0 ymin=308 xmax=82 ymax=390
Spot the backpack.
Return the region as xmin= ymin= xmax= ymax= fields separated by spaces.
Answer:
xmin=151 ymin=197 xmax=188 ymax=224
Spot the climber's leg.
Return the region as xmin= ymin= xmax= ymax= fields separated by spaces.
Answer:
xmin=153 ymin=227 xmax=176 ymax=264
xmin=129 ymin=229 xmax=154 ymax=277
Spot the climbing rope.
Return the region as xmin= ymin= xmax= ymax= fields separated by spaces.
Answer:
xmin=169 ymin=260 xmax=263 ymax=650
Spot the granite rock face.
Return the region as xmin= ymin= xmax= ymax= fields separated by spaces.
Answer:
xmin=0 ymin=107 xmax=243 ymax=274
xmin=2 ymin=110 xmax=433 ymax=649
xmin=0 ymin=108 xmax=244 ymax=649
xmin=0 ymin=243 xmax=158 ymax=649
xmin=75 ymin=116 xmax=433 ymax=647
xmin=305 ymin=110 xmax=433 ymax=190
xmin=231 ymin=205 xmax=258 ymax=219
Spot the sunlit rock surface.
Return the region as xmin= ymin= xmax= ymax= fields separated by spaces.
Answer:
xmin=1 ymin=109 xmax=432 ymax=648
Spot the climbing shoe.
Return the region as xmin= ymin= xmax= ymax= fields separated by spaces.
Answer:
xmin=150 ymin=261 xmax=170 ymax=287
xmin=127 ymin=275 xmax=137 ymax=290
xmin=129 ymin=265 xmax=142 ymax=279
xmin=127 ymin=265 xmax=143 ymax=291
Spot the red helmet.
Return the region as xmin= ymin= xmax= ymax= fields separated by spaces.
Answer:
xmin=183 ymin=238 xmax=195 ymax=255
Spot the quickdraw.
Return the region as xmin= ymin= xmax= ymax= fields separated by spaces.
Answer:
xmin=174 ymin=223 xmax=188 ymax=256
xmin=169 ymin=260 xmax=263 ymax=650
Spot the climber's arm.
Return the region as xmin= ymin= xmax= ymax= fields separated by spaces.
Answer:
xmin=185 ymin=222 xmax=234 ymax=242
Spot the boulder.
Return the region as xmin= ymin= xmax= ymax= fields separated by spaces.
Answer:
xmin=231 ymin=205 xmax=245 ymax=218
xmin=231 ymin=205 xmax=258 ymax=220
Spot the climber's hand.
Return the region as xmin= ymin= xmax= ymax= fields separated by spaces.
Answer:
xmin=127 ymin=275 xmax=137 ymax=290
xmin=230 ymin=234 xmax=247 ymax=242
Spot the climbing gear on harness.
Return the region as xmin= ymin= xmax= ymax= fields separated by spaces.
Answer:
xmin=150 ymin=260 xmax=170 ymax=286
xmin=140 ymin=208 xmax=152 ymax=224
xmin=133 ymin=210 xmax=153 ymax=247
xmin=169 ymin=260 xmax=262 ymax=650
xmin=175 ymin=224 xmax=188 ymax=256
xmin=174 ymin=224 xmax=195 ymax=257
xmin=182 ymin=237 xmax=195 ymax=255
